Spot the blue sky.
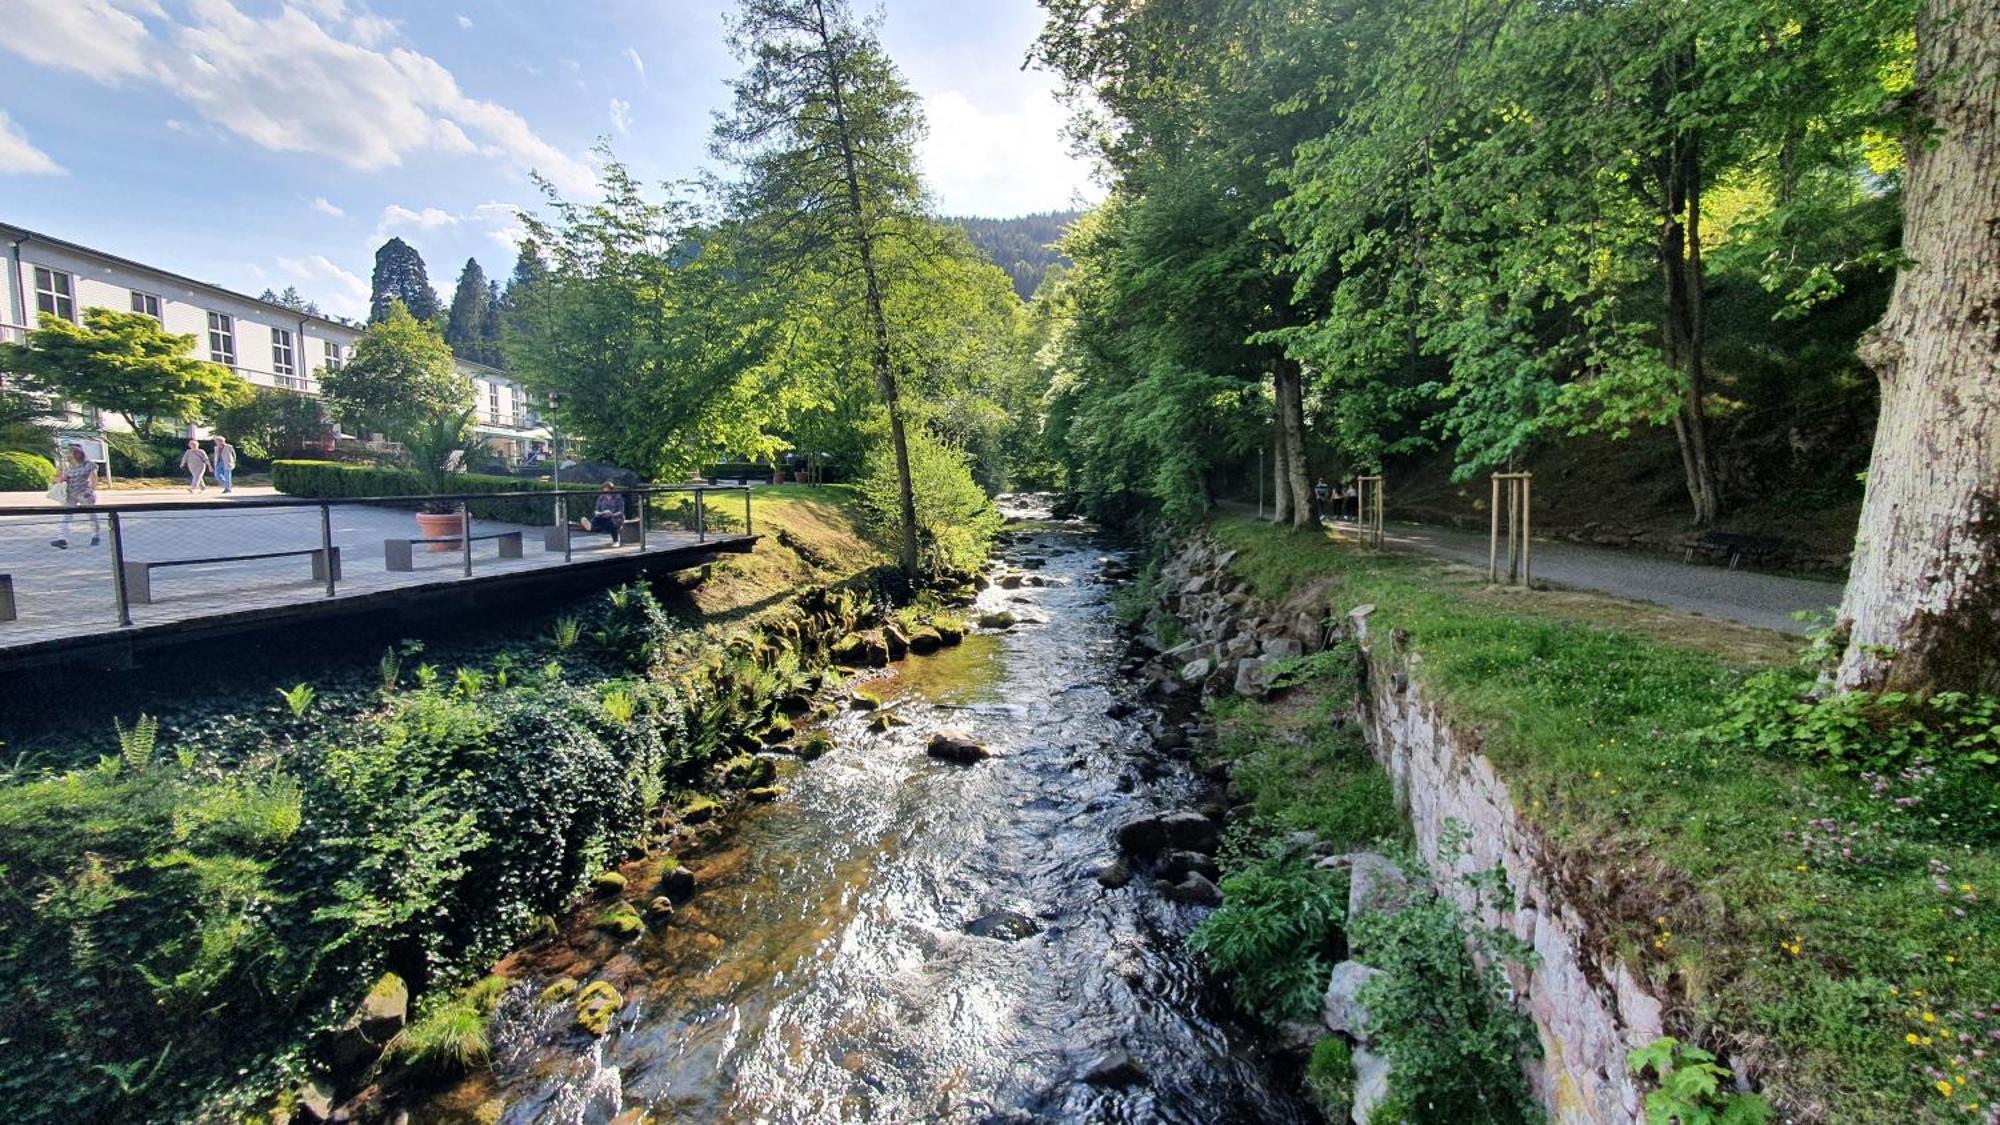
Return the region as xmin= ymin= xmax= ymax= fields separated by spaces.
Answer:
xmin=0 ymin=0 xmax=1099 ymax=321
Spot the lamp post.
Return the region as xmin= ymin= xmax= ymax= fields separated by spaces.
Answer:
xmin=546 ymin=391 xmax=563 ymax=527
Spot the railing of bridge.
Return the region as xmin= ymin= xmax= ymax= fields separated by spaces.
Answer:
xmin=0 ymin=483 xmax=752 ymax=631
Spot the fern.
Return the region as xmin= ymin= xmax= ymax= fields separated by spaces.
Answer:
xmin=115 ymin=714 xmax=159 ymax=773
xmin=276 ymin=682 xmax=316 ymax=719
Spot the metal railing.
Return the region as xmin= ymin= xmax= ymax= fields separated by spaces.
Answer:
xmin=0 ymin=483 xmax=752 ymax=631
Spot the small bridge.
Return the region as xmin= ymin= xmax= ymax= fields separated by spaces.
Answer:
xmin=0 ymin=485 xmax=757 ymax=669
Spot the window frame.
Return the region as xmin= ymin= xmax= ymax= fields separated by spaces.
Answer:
xmin=129 ymin=289 xmax=162 ymax=321
xmin=323 ymin=339 xmax=342 ymax=371
xmin=207 ymin=311 xmax=236 ymax=366
xmin=271 ymin=326 xmax=296 ymax=378
xmin=33 ymin=266 xmax=75 ymax=322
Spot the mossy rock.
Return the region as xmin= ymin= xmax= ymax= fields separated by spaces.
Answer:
xmin=646 ymin=896 xmax=676 ymax=918
xmin=681 ymin=795 xmax=723 ymax=824
xmin=977 ymin=611 xmax=1019 ymax=631
xmin=849 ymin=689 xmax=883 ymax=711
xmin=747 ymin=785 xmax=785 ymax=802
xmin=830 ymin=633 xmax=869 ymax=665
xmin=574 ymin=981 xmax=624 ymax=1037
xmin=933 ymin=619 xmax=967 ymax=644
xmin=539 ymin=977 xmax=581 ymax=1005
xmin=720 ymin=754 xmax=776 ymax=788
xmin=906 ymin=627 xmax=944 ymax=654
xmin=525 ymin=913 xmax=560 ymax=944
xmin=867 ymin=709 xmax=908 ymax=733
xmin=594 ymin=900 xmax=645 ymax=940
xmin=591 ymin=871 xmax=628 ymax=895
xmin=761 ymin=715 xmax=795 ymax=744
xmin=798 ymin=730 xmax=835 ymax=761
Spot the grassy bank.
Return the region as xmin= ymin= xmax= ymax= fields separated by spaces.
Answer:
xmin=0 ymin=487 xmax=920 ymax=1122
xmin=1206 ymin=514 xmax=1999 ymax=1122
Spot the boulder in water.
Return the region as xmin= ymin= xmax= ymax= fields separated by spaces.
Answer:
xmin=965 ymin=910 xmax=1041 ymax=941
xmin=927 ymin=729 xmax=990 ymax=763
xmin=978 ymin=610 xmax=1020 ymax=630
xmin=594 ymin=901 xmax=644 ymax=940
xmin=1158 ymin=849 xmax=1221 ymax=883
xmin=1081 ymin=1049 xmax=1146 ymax=1087
xmin=906 ymin=627 xmax=944 ymax=654
xmin=660 ymin=863 xmax=697 ymax=903
xmin=573 ymin=981 xmax=623 ymax=1037
xmin=591 ymin=870 xmax=627 ymax=895
xmin=1094 ymin=859 xmax=1132 ymax=888
xmin=1157 ymin=871 xmax=1223 ymax=906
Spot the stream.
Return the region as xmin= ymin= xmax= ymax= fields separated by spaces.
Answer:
xmin=470 ymin=506 xmax=1311 ymax=1123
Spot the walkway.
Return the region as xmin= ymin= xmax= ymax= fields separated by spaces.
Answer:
xmin=0 ymin=498 xmax=752 ymax=665
xmin=1341 ymin=519 xmax=1844 ymax=635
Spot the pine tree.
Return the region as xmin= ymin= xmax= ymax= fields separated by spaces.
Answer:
xmin=259 ymin=286 xmax=323 ymax=318
xmin=368 ymin=237 xmax=442 ymax=324
xmin=714 ymin=0 xmax=929 ymax=577
xmin=478 ymin=279 xmax=504 ymax=367
xmin=443 ymin=258 xmax=496 ymax=365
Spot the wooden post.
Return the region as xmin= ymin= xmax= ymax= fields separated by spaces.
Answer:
xmin=636 ymin=488 xmax=647 ymax=549
xmin=1522 ymin=472 xmax=1533 ymax=587
xmin=320 ymin=502 xmax=336 ymax=597
xmin=743 ymin=486 xmax=752 ymax=535
xmin=695 ymin=488 xmax=706 ymax=542
xmin=460 ymin=502 xmax=473 ymax=577
xmin=1488 ymin=474 xmax=1501 ymax=582
xmin=108 ymin=509 xmax=131 ymax=627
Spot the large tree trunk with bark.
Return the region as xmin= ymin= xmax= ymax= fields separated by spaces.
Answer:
xmin=1836 ymin=0 xmax=2000 ymax=693
xmin=1272 ymin=404 xmax=1293 ymax=525
xmin=1658 ymin=73 xmax=1720 ymax=527
xmin=1275 ymin=365 xmax=1316 ymax=528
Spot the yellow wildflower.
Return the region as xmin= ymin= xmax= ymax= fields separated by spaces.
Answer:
xmin=1924 ymin=1012 xmax=1938 ymax=1024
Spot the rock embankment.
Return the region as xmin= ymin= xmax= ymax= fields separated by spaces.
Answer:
xmin=1130 ymin=533 xmax=1669 ymax=1125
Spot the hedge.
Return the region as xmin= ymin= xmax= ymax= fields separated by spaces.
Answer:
xmin=0 ymin=450 xmax=56 ymax=492
xmin=272 ymin=460 xmax=563 ymax=525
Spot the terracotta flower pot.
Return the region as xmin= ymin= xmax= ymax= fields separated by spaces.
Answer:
xmin=415 ymin=510 xmax=463 ymax=552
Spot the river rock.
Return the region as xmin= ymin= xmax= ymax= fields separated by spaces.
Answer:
xmin=1322 ymin=960 xmax=1383 ymax=1038
xmin=907 ymin=627 xmax=944 ymax=654
xmin=1081 ymin=1049 xmax=1146 ymax=1087
xmin=292 ymin=1077 xmax=336 ymax=1123
xmin=1353 ymin=1047 xmax=1392 ymax=1125
xmin=1114 ymin=811 xmax=1220 ymax=858
xmin=1158 ymin=849 xmax=1221 ymax=883
xmin=574 ymin=981 xmax=623 ymax=1037
xmin=979 ymin=610 xmax=1020 ymax=630
xmin=661 ymin=865 xmax=697 ymax=902
xmin=1345 ymin=852 xmax=1415 ymax=940
xmin=1105 ymin=700 xmax=1137 ymax=719
xmin=591 ymin=871 xmax=627 ymax=895
xmin=927 ymin=729 xmax=991 ymax=763
xmin=965 ymin=910 xmax=1041 ymax=941
xmin=883 ymin=626 xmax=910 ymax=660
xmin=321 ymin=971 xmax=408 ymax=1079
xmin=1180 ymin=657 xmax=1214 ymax=683
xmin=594 ymin=901 xmax=644 ymax=940
xmin=1157 ymin=871 xmax=1223 ymax=906
xmin=998 ymin=573 xmax=1026 ymax=589
xmin=1095 ymin=859 xmax=1133 ymax=888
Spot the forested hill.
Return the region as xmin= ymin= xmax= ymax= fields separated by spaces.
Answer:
xmin=949 ymin=211 xmax=1082 ymax=300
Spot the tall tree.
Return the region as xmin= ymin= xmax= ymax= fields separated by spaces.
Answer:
xmin=443 ymin=258 xmax=498 ymax=366
xmin=478 ymin=279 xmax=504 ymax=365
xmin=369 ymin=237 xmax=442 ymax=324
xmin=1836 ymin=0 xmax=2000 ymax=693
xmin=320 ymin=300 xmax=468 ymax=437
xmin=714 ymin=0 xmax=927 ymax=576
xmin=0 ymin=309 xmax=248 ymax=433
xmin=259 ymin=286 xmax=323 ymax=318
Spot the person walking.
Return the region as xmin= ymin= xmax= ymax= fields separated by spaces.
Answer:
xmin=211 ymin=434 xmax=236 ymax=494
xmin=181 ymin=439 xmax=211 ymax=493
xmin=1312 ymin=478 xmax=1331 ymax=522
xmin=50 ymin=444 xmax=100 ymax=549
xmin=587 ymin=482 xmax=626 ymax=543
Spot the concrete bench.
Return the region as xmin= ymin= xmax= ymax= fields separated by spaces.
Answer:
xmin=544 ymin=519 xmax=640 ymax=551
xmin=122 ymin=547 xmax=340 ymax=605
xmin=0 ymin=574 xmax=13 ymax=622
xmin=385 ymin=531 xmax=523 ymax=571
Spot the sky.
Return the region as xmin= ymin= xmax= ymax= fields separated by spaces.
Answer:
xmin=0 ymin=0 xmax=1100 ymax=321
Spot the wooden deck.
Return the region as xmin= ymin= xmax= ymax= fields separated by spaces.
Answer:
xmin=0 ymin=501 xmax=753 ymax=669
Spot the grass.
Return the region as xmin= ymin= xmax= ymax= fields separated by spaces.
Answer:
xmin=1207 ymin=514 xmax=2000 ymax=1123
xmin=675 ymin=483 xmax=888 ymax=618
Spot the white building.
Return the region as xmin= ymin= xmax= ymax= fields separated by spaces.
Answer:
xmin=0 ymin=221 xmax=549 ymax=461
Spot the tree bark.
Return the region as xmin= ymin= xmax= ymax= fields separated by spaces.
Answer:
xmin=1272 ymin=394 xmax=1293 ymax=525
xmin=1836 ymin=0 xmax=2000 ymax=693
xmin=1275 ymin=365 xmax=1315 ymax=528
xmin=1658 ymin=79 xmax=1720 ymax=527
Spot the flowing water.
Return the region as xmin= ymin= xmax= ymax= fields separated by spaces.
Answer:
xmin=477 ymin=507 xmax=1311 ymax=1124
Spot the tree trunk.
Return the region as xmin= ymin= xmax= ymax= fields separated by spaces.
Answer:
xmin=1276 ymin=365 xmax=1315 ymax=528
xmin=1835 ymin=0 xmax=2000 ymax=693
xmin=1271 ymin=400 xmax=1293 ymax=525
xmin=1658 ymin=45 xmax=1720 ymax=527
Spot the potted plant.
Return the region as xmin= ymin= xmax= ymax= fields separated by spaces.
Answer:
xmin=402 ymin=407 xmax=476 ymax=551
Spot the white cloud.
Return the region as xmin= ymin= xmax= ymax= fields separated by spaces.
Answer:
xmin=624 ymin=48 xmax=646 ymax=86
xmin=379 ymin=204 xmax=457 ymax=230
xmin=0 ymin=0 xmax=595 ymax=195
xmin=919 ymin=89 xmax=1099 ymax=216
xmin=276 ymin=252 xmax=369 ymax=320
xmin=456 ymin=15 xmax=472 ymax=30
xmin=609 ymin=98 xmax=631 ymax=134
xmin=0 ymin=111 xmax=63 ymax=175
xmin=310 ymin=195 xmax=345 ymax=218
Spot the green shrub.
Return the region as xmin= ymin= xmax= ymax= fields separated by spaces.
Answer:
xmin=388 ymin=977 xmax=510 ymax=1078
xmin=1188 ymin=854 xmax=1347 ymax=1023
xmin=1627 ymin=1037 xmax=1771 ymax=1125
xmin=0 ymin=449 xmax=55 ymax=490
xmin=1305 ymin=1036 xmax=1356 ymax=1121
xmin=271 ymin=459 xmax=564 ymax=525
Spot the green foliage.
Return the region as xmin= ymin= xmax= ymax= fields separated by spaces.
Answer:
xmin=0 ymin=309 xmax=249 ymax=433
xmin=855 ymin=428 xmax=1002 ymax=575
xmin=389 ymin=976 xmax=511 ymax=1078
xmin=277 ymin=683 xmax=316 ymax=719
xmin=207 ymin=386 xmax=330 ymax=461
xmin=1305 ymin=1036 xmax=1356 ymax=1121
xmin=400 ymin=407 xmax=478 ymax=510
xmin=1188 ymin=853 xmax=1347 ymax=1023
xmin=0 ymin=450 xmax=55 ymax=490
xmin=270 ymin=459 xmax=558 ymax=525
xmin=368 ymin=237 xmax=442 ymax=324
xmin=950 ymin=211 xmax=1082 ymax=300
xmin=1628 ymin=1037 xmax=1771 ymax=1125
xmin=115 ymin=713 xmax=158 ymax=773
xmin=319 ymin=300 xmax=468 ymax=437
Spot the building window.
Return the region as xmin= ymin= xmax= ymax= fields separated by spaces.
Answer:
xmin=207 ymin=311 xmax=236 ymax=366
xmin=33 ymin=267 xmax=74 ymax=321
xmin=129 ymin=290 xmax=161 ymax=321
xmin=272 ymin=327 xmax=295 ymax=378
xmin=487 ymin=382 xmax=500 ymax=424
xmin=323 ymin=339 xmax=342 ymax=370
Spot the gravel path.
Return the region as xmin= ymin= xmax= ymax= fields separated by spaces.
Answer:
xmin=1366 ymin=519 xmax=1845 ymax=635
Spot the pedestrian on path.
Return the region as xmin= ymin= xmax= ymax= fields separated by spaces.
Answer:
xmin=588 ymin=482 xmax=626 ymax=543
xmin=181 ymin=439 xmax=210 ymax=493
xmin=51 ymin=445 xmax=100 ymax=549
xmin=1313 ymin=478 xmax=1330 ymax=521
xmin=211 ymin=435 xmax=236 ymax=494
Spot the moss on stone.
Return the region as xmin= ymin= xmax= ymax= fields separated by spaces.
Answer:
xmin=538 ymin=977 xmax=580 ymax=1005
xmin=573 ymin=980 xmax=624 ymax=1036
xmin=590 ymin=871 xmax=627 ymax=895
xmin=593 ymin=900 xmax=645 ymax=940
xmin=680 ymin=795 xmax=723 ymax=824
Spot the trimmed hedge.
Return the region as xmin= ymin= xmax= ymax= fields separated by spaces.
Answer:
xmin=0 ymin=450 xmax=56 ymax=491
xmin=272 ymin=459 xmax=563 ymax=525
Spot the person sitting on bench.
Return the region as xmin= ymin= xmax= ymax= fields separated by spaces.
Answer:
xmin=586 ymin=482 xmax=626 ymax=542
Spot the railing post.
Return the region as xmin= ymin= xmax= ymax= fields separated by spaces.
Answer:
xmin=1522 ymin=473 xmax=1533 ymax=587
xmin=320 ymin=502 xmax=336 ymax=597
xmin=558 ymin=494 xmax=572 ymax=563
xmin=461 ymin=501 xmax=473 ymax=577
xmin=107 ymin=509 xmax=131 ymax=627
xmin=696 ymin=488 xmax=706 ymax=542
xmin=743 ymin=486 xmax=752 ymax=535
xmin=636 ymin=488 xmax=647 ymax=549
xmin=1488 ymin=474 xmax=1500 ymax=583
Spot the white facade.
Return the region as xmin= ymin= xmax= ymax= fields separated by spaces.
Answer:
xmin=1 ymin=222 xmax=547 ymax=456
